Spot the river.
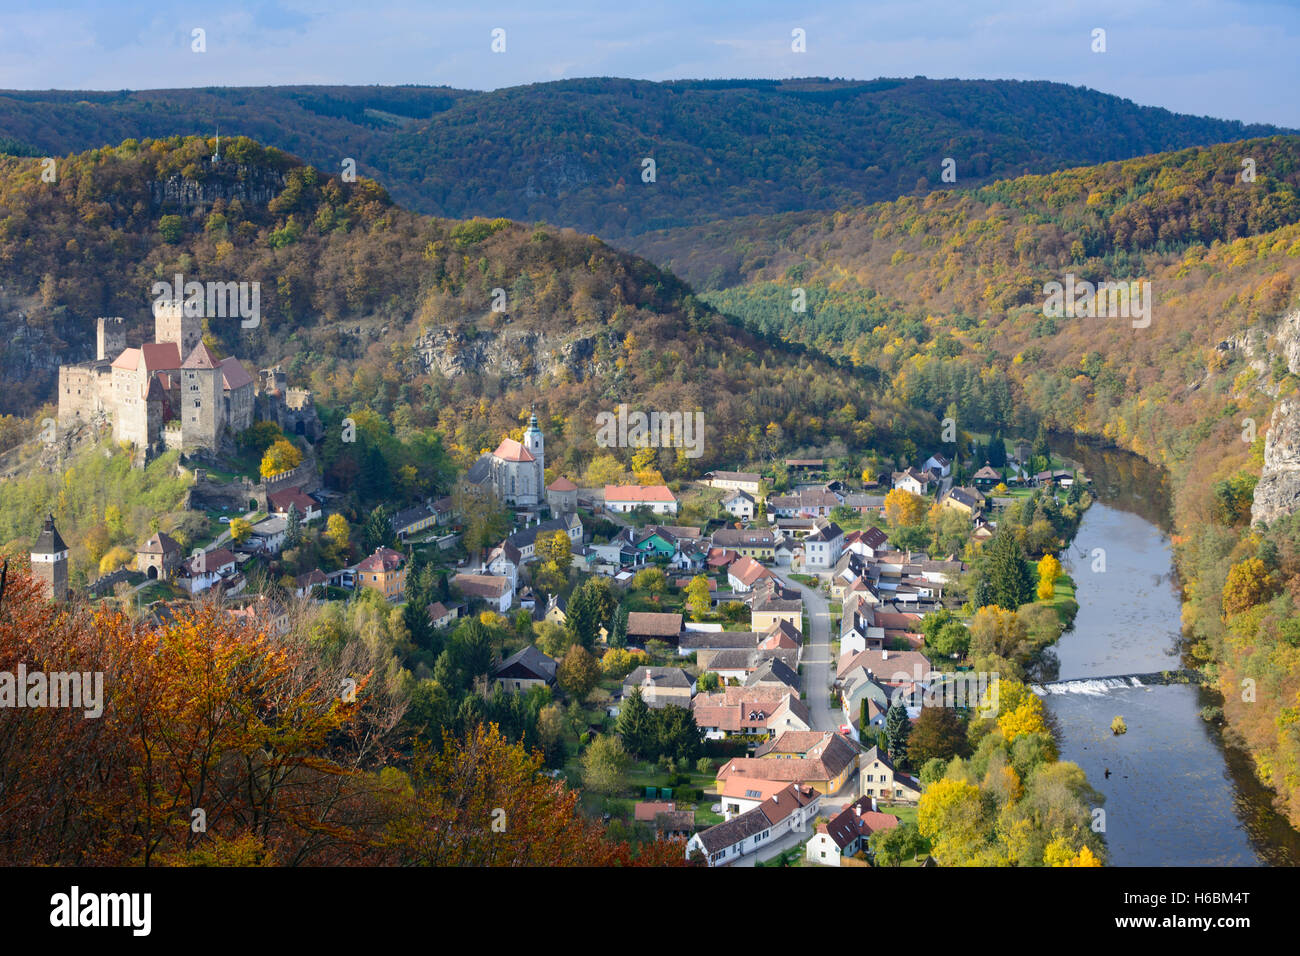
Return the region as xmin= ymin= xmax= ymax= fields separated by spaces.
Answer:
xmin=1040 ymin=439 xmax=1300 ymax=866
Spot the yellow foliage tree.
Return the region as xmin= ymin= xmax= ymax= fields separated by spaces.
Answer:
xmin=1221 ymin=557 xmax=1272 ymax=615
xmin=917 ymin=777 xmax=988 ymax=866
xmin=884 ymin=487 xmax=927 ymax=527
xmin=229 ymin=517 xmax=252 ymax=544
xmin=260 ymin=438 xmax=303 ymax=478
xmin=1036 ymin=553 xmax=1061 ymax=601
xmin=99 ymin=545 xmax=134 ymax=575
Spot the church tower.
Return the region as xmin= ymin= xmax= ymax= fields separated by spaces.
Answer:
xmin=31 ymin=514 xmax=68 ymax=602
xmin=154 ymin=298 xmax=203 ymax=357
xmin=523 ymin=410 xmax=545 ymax=496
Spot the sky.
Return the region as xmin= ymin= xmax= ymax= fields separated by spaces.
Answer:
xmin=0 ymin=0 xmax=1295 ymax=127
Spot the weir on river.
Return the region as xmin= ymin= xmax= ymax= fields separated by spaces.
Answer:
xmin=1044 ymin=437 xmax=1300 ymax=866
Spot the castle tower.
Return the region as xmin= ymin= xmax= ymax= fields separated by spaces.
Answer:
xmin=154 ymin=298 xmax=203 ymax=357
xmin=180 ymin=343 xmax=224 ymax=453
xmin=31 ymin=514 xmax=69 ymax=602
xmin=523 ymin=409 xmax=545 ymax=497
xmin=96 ymin=316 xmax=127 ymax=361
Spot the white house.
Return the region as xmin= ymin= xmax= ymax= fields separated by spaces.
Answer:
xmin=721 ymin=490 xmax=756 ymax=521
xmin=686 ymin=784 xmax=820 ymax=866
xmin=805 ymin=795 xmax=898 ymax=866
xmin=924 ymin=453 xmax=952 ymax=478
xmin=802 ymin=518 xmax=844 ymax=571
xmin=604 ymin=484 xmax=679 ymax=515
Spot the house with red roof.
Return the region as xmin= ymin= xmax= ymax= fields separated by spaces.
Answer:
xmin=603 ymin=484 xmax=679 ymax=515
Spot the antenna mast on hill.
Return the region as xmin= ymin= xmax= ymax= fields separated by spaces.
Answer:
xmin=212 ymin=125 xmax=221 ymax=164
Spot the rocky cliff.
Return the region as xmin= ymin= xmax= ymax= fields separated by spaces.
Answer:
xmin=1252 ymin=309 xmax=1300 ymax=524
xmin=412 ymin=325 xmax=603 ymax=382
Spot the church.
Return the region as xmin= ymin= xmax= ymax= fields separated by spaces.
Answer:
xmin=467 ymin=412 xmax=546 ymax=507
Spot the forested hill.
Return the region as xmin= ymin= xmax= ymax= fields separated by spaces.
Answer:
xmin=0 ymin=78 xmax=1287 ymax=240
xmin=0 ymin=135 xmax=930 ymax=469
xmin=666 ymin=135 xmax=1300 ymax=827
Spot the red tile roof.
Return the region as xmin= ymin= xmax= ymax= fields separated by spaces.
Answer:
xmin=547 ymin=476 xmax=578 ymax=491
xmin=181 ymin=342 xmax=220 ymax=369
xmin=219 ymin=356 xmax=254 ymax=390
xmin=605 ymin=484 xmax=676 ymax=503
xmin=357 ymin=547 xmax=405 ymax=573
xmin=140 ymin=342 xmax=182 ymax=372
xmin=492 ymin=438 xmax=534 ymax=462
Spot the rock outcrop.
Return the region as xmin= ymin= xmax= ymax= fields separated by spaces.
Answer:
xmin=1252 ymin=309 xmax=1300 ymax=524
xmin=412 ymin=326 xmax=601 ymax=382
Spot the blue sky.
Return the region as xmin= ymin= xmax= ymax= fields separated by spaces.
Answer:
xmin=1 ymin=0 xmax=1295 ymax=126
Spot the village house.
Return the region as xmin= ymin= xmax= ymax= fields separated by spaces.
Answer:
xmin=745 ymin=658 xmax=800 ymax=693
xmin=703 ymin=471 xmax=762 ymax=495
xmin=247 ymin=513 xmax=290 ymax=554
xmin=767 ymin=489 xmax=840 ymax=518
xmin=504 ymin=512 xmax=584 ymax=563
xmin=226 ymin=596 xmax=292 ymax=637
xmin=622 ymin=666 xmax=696 ymax=708
xmin=604 ymin=484 xmax=679 ymax=515
xmin=711 ymin=527 xmax=777 ymax=560
xmin=453 ymin=573 xmax=514 ymax=613
xmin=702 ymin=646 xmax=800 ymax=684
xmin=716 ymin=730 xmax=862 ymax=795
xmin=972 ymin=463 xmax=1003 ymax=486
xmin=749 ymin=578 xmax=803 ymax=633
xmin=891 ymin=467 xmax=933 ymax=496
xmin=721 ymin=489 xmax=756 ymax=521
xmin=802 ymin=517 xmax=844 ymax=571
xmin=626 ymin=611 xmax=684 ymax=645
xmin=844 ymin=526 xmax=890 ymax=557
xmin=355 ymin=546 xmax=407 ymax=601
xmin=940 ymin=485 xmax=986 ymax=517
xmin=268 ymin=486 xmax=322 ymax=524
xmin=426 ymin=601 xmax=460 ymax=630
xmin=489 ymin=645 xmax=558 ymax=695
xmin=727 ymin=555 xmax=774 ymax=592
xmin=179 ymin=547 xmax=240 ymax=595
xmin=860 ymin=746 xmax=923 ymax=803
xmin=692 ymin=686 xmax=807 ymax=739
xmin=390 ymin=502 xmax=437 ymax=539
xmin=294 ymin=568 xmax=329 ymax=598
xmin=806 ymin=795 xmax=898 ymax=866
xmin=634 ymin=801 xmax=696 ymax=840
xmin=923 ymin=453 xmax=952 ymax=477
xmin=686 ymin=784 xmax=820 ymax=866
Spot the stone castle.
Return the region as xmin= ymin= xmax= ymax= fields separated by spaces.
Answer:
xmin=57 ymin=301 xmax=320 ymax=462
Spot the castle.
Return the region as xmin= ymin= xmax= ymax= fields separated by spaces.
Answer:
xmin=57 ymin=302 xmax=319 ymax=461
xmin=466 ymin=412 xmax=546 ymax=507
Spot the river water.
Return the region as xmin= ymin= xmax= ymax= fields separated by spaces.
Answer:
xmin=1041 ymin=439 xmax=1300 ymax=866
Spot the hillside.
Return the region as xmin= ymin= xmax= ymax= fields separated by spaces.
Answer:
xmin=667 ymin=136 xmax=1300 ymax=824
xmin=0 ymin=78 xmax=1286 ymax=241
xmin=0 ymin=135 xmax=928 ymax=473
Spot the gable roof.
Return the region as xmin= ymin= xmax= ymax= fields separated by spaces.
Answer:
xmin=547 ymin=476 xmax=578 ymax=491
xmin=624 ymin=666 xmax=693 ymax=690
xmin=745 ymin=657 xmax=800 ymax=690
xmin=268 ymin=487 xmax=317 ymax=514
xmin=140 ymin=342 xmax=183 ymax=372
xmin=626 ymin=612 xmax=683 ymax=638
xmin=491 ymin=645 xmax=558 ymax=682
xmin=729 ymin=555 xmax=773 ymax=587
xmin=453 ymin=573 xmax=512 ymax=600
xmin=219 ymin=356 xmax=254 ymax=390
xmin=605 ymin=484 xmax=676 ymax=503
xmin=492 ymin=437 xmax=535 ymax=463
xmin=823 ymin=796 xmax=900 ymax=849
xmin=837 ymin=647 xmax=934 ymax=682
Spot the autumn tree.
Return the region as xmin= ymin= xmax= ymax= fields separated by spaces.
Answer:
xmin=908 ymin=705 xmax=967 ymax=765
xmin=1222 ymin=557 xmax=1273 ymax=615
xmin=260 ymin=438 xmax=303 ymax=478
xmin=884 ymin=488 xmax=927 ymax=527
xmin=558 ymin=645 xmax=601 ymax=701
xmin=1036 ymin=553 xmax=1061 ymax=602
xmin=685 ymin=574 xmax=712 ymax=621
xmin=581 ymin=734 xmax=630 ymax=795
xmin=229 ymin=516 xmax=252 ymax=544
